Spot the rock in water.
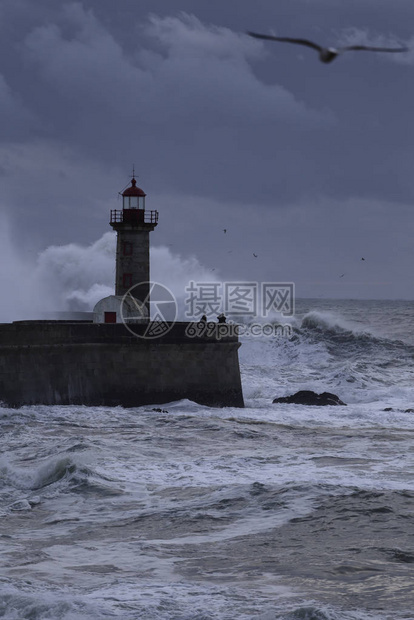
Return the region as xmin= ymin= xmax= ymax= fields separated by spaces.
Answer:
xmin=273 ymin=390 xmax=346 ymax=406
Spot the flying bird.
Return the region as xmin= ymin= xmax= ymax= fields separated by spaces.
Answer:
xmin=253 ymin=253 xmax=258 ymax=258
xmin=246 ymin=32 xmax=409 ymax=63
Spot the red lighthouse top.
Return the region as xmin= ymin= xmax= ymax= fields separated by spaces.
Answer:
xmin=122 ymin=177 xmax=146 ymax=198
xmin=110 ymin=174 xmax=158 ymax=227
xmin=121 ymin=176 xmax=146 ymax=211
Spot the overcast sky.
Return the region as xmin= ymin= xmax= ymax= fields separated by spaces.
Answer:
xmin=1 ymin=0 xmax=414 ymax=304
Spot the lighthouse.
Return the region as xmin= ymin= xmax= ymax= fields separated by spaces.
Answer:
xmin=2 ymin=173 xmax=244 ymax=407
xmin=93 ymin=175 xmax=158 ymax=324
xmin=110 ymin=176 xmax=158 ymax=315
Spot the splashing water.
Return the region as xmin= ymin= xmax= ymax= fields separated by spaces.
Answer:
xmin=0 ymin=227 xmax=218 ymax=321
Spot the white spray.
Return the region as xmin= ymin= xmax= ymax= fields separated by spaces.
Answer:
xmin=0 ymin=227 xmax=218 ymax=322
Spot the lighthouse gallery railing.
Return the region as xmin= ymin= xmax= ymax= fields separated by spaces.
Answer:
xmin=110 ymin=209 xmax=159 ymax=225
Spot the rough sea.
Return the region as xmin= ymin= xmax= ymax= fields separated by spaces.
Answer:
xmin=1 ymin=299 xmax=414 ymax=620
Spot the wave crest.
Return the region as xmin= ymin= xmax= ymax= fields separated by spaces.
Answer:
xmin=301 ymin=311 xmax=363 ymax=336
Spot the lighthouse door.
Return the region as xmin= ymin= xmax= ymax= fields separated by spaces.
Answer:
xmin=104 ymin=312 xmax=117 ymax=324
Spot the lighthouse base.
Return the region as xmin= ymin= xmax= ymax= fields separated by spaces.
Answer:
xmin=0 ymin=321 xmax=244 ymax=408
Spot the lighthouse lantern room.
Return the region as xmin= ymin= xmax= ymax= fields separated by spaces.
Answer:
xmin=122 ymin=178 xmax=145 ymax=209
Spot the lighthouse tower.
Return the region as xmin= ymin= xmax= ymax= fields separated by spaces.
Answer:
xmin=109 ymin=176 xmax=158 ymax=317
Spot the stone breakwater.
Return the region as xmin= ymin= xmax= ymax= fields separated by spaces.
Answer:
xmin=0 ymin=321 xmax=244 ymax=408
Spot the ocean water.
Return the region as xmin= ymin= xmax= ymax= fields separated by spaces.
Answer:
xmin=1 ymin=299 xmax=414 ymax=620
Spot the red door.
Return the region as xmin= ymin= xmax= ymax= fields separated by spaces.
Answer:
xmin=104 ymin=312 xmax=117 ymax=323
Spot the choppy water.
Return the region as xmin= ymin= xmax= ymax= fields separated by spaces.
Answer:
xmin=1 ymin=299 xmax=414 ymax=619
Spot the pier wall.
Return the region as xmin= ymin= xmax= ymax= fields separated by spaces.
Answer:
xmin=0 ymin=321 xmax=244 ymax=408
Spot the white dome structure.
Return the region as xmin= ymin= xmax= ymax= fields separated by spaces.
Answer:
xmin=93 ymin=294 xmax=148 ymax=324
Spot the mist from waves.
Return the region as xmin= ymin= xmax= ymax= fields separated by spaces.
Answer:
xmin=0 ymin=226 xmax=218 ymax=322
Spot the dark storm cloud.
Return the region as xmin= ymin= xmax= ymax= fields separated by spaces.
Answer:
xmin=20 ymin=7 xmax=332 ymax=194
xmin=0 ymin=75 xmax=35 ymax=139
xmin=0 ymin=4 xmax=336 ymax=222
xmin=0 ymin=0 xmax=413 ymax=298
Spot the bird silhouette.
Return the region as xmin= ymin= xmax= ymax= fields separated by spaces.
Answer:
xmin=253 ymin=253 xmax=258 ymax=258
xmin=247 ymin=32 xmax=408 ymax=63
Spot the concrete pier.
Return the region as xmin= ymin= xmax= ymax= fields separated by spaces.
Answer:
xmin=0 ymin=321 xmax=244 ymax=408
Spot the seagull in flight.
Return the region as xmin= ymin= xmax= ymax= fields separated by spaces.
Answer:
xmin=247 ymin=32 xmax=409 ymax=63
